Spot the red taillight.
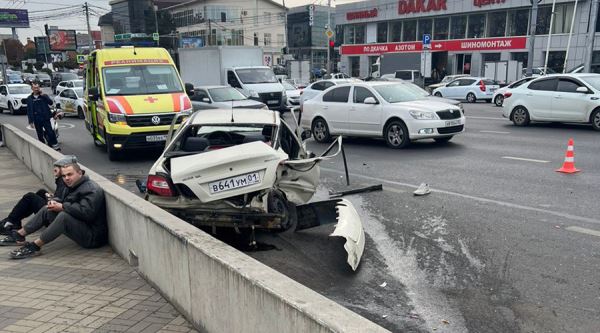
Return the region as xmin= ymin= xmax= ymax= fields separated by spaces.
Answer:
xmin=479 ymin=81 xmax=486 ymax=92
xmin=503 ymin=92 xmax=512 ymax=98
xmin=147 ymin=175 xmax=174 ymax=197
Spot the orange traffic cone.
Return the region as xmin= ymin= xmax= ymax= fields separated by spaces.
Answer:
xmin=556 ymin=138 xmax=580 ymax=174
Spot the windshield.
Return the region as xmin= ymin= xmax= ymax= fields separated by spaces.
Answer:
xmin=401 ymin=82 xmax=430 ymax=97
xmin=282 ymin=81 xmax=296 ymax=90
xmin=8 ymin=86 xmax=31 ymax=94
xmin=60 ymin=73 xmax=78 ymax=81
xmin=170 ymin=124 xmax=277 ymax=154
xmin=580 ymin=76 xmax=600 ymax=91
xmin=72 ymin=80 xmax=83 ymax=87
xmin=37 ymin=74 xmax=50 ymax=79
xmin=395 ymin=71 xmax=414 ymax=80
xmin=235 ymin=68 xmax=278 ymax=84
xmin=103 ymin=65 xmax=183 ymax=96
xmin=73 ymin=88 xmax=83 ymax=98
xmin=208 ymin=87 xmax=247 ymax=102
xmin=8 ymin=75 xmax=21 ymax=80
xmin=373 ymin=84 xmax=426 ymax=103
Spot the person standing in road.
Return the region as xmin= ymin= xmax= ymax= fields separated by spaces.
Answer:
xmin=26 ymin=82 xmax=60 ymax=150
xmin=1 ymin=162 xmax=107 ymax=258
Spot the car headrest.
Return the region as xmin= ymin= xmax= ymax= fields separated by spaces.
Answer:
xmin=182 ymin=137 xmax=209 ymax=152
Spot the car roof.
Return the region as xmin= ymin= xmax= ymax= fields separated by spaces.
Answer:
xmin=6 ymin=84 xmax=30 ymax=88
xmin=194 ymin=85 xmax=229 ymax=90
xmin=188 ymin=109 xmax=280 ymax=126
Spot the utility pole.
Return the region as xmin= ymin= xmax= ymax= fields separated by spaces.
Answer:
xmin=326 ymin=0 xmax=331 ymax=75
xmin=543 ymin=0 xmax=557 ymax=72
xmin=526 ymin=0 xmax=539 ymax=76
xmin=154 ymin=5 xmax=159 ymax=46
xmin=207 ymin=19 xmax=212 ymax=46
xmin=282 ymin=0 xmax=288 ymax=52
xmin=563 ymin=0 xmax=578 ymax=72
xmin=584 ymin=0 xmax=599 ymax=72
xmin=84 ymin=2 xmax=94 ymax=51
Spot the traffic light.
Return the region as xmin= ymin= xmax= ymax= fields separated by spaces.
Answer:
xmin=329 ymin=39 xmax=335 ymax=60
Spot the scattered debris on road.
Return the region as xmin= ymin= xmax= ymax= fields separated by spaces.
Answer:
xmin=413 ymin=183 xmax=431 ymax=196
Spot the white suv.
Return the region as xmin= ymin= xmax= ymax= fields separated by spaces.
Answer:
xmin=432 ymin=77 xmax=500 ymax=103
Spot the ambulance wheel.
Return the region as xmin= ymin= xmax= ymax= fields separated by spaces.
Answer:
xmin=77 ymin=107 xmax=84 ymax=119
xmin=105 ymin=134 xmax=122 ymax=161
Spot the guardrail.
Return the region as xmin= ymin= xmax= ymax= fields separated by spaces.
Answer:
xmin=0 ymin=123 xmax=389 ymax=333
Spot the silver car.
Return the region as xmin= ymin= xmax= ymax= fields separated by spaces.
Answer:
xmin=190 ymin=86 xmax=268 ymax=111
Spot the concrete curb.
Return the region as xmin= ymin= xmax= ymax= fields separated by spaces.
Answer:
xmin=1 ymin=123 xmax=389 ymax=333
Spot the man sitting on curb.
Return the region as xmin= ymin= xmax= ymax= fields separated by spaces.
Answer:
xmin=0 ymin=156 xmax=74 ymax=236
xmin=2 ymin=162 xmax=108 ymax=259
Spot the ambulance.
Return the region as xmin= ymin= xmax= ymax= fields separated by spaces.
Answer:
xmin=85 ymin=47 xmax=193 ymax=160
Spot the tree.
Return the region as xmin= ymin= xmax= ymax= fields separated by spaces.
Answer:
xmin=2 ymin=39 xmax=25 ymax=67
xmin=157 ymin=11 xmax=177 ymax=51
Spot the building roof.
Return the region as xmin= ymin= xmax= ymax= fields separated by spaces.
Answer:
xmin=163 ymin=0 xmax=286 ymax=11
xmin=98 ymin=13 xmax=113 ymax=26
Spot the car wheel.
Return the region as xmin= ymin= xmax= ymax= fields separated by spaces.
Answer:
xmin=268 ymin=190 xmax=297 ymax=233
xmin=591 ymin=109 xmax=600 ymax=131
xmin=311 ymin=118 xmax=331 ymax=143
xmin=466 ymin=93 xmax=477 ymax=103
xmin=511 ymin=106 xmax=530 ymax=126
xmin=434 ymin=136 xmax=453 ymax=143
xmin=77 ymin=107 xmax=85 ymax=119
xmin=105 ymin=134 xmax=121 ymax=161
xmin=8 ymin=104 xmax=15 ymax=115
xmin=434 ymin=92 xmax=442 ymax=97
xmin=494 ymin=95 xmax=504 ymax=107
xmin=384 ymin=120 xmax=410 ymax=149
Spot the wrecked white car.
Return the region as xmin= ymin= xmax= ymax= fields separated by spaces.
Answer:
xmin=145 ymin=109 xmax=365 ymax=270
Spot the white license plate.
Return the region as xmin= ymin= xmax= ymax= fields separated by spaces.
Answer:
xmin=267 ymin=100 xmax=279 ymax=105
xmin=209 ymin=172 xmax=261 ymax=194
xmin=445 ymin=120 xmax=461 ymax=126
xmin=146 ymin=134 xmax=167 ymax=142
xmin=490 ymin=88 xmax=497 ymax=92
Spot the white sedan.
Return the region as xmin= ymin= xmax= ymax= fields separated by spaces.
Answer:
xmin=502 ymin=73 xmax=600 ymax=130
xmin=492 ymin=77 xmax=535 ymax=106
xmin=432 ymin=77 xmax=499 ymax=103
xmin=55 ymin=79 xmax=83 ymax=96
xmin=54 ymin=87 xmax=86 ymax=119
xmin=301 ymin=82 xmax=465 ymax=148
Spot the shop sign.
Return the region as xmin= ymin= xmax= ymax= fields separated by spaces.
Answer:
xmin=308 ymin=5 xmax=314 ymax=26
xmin=474 ymin=0 xmax=506 ymax=7
xmin=346 ymin=8 xmax=378 ymax=21
xmin=398 ymin=0 xmax=447 ymax=15
xmin=340 ymin=37 xmax=527 ymax=55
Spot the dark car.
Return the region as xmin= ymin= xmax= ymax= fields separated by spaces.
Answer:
xmin=35 ymin=73 xmax=52 ymax=87
xmin=51 ymin=72 xmax=79 ymax=93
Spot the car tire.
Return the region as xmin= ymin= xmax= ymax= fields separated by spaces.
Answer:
xmin=311 ymin=117 xmax=331 ymax=143
xmin=8 ymin=104 xmax=15 ymax=115
xmin=494 ymin=95 xmax=503 ymax=107
xmin=511 ymin=106 xmax=530 ymax=126
xmin=591 ymin=109 xmax=600 ymax=131
xmin=434 ymin=136 xmax=453 ymax=143
xmin=434 ymin=92 xmax=442 ymax=97
xmin=77 ymin=106 xmax=85 ymax=119
xmin=268 ymin=190 xmax=297 ymax=233
xmin=384 ymin=120 xmax=410 ymax=149
xmin=466 ymin=93 xmax=477 ymax=103
xmin=105 ymin=134 xmax=121 ymax=161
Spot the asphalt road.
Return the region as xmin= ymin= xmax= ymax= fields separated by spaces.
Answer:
xmin=1 ymin=100 xmax=599 ymax=333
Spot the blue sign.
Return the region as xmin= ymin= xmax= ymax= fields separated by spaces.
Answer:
xmin=180 ymin=37 xmax=204 ymax=49
xmin=0 ymin=9 xmax=29 ymax=28
xmin=422 ymin=34 xmax=431 ymax=46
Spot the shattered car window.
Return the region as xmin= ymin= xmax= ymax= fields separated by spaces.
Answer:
xmin=169 ymin=124 xmax=277 ymax=154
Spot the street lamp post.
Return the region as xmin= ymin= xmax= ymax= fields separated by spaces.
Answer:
xmin=526 ymin=0 xmax=540 ymax=76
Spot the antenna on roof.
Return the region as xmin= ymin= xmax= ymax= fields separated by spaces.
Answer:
xmin=230 ymin=99 xmax=234 ymax=123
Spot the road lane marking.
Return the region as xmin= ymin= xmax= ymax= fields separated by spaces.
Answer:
xmin=480 ymin=130 xmax=510 ymax=134
xmin=467 ymin=116 xmax=507 ymax=121
xmin=502 ymin=156 xmax=551 ymax=163
xmin=321 ymin=167 xmax=600 ymax=226
xmin=566 ymin=226 xmax=600 ymax=238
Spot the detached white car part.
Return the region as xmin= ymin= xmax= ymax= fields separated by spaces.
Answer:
xmin=146 ymin=109 xmax=365 ymax=270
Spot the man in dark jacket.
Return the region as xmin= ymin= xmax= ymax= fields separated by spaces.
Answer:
xmin=0 ymin=156 xmax=74 ymax=236
xmin=2 ymin=162 xmax=108 ymax=259
xmin=27 ymin=82 xmax=59 ymax=150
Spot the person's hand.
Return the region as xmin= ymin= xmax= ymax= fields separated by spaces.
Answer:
xmin=47 ymin=201 xmax=64 ymax=212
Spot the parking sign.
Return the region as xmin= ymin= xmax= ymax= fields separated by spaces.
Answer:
xmin=422 ymin=34 xmax=431 ymax=49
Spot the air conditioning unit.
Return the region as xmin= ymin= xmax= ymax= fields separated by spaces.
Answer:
xmin=241 ymin=10 xmax=248 ymax=16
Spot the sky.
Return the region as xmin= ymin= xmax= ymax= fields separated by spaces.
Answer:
xmin=0 ymin=0 xmax=362 ymax=43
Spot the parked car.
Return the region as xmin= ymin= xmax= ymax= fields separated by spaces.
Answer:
xmin=492 ymin=77 xmax=536 ymax=106
xmin=22 ymin=73 xmax=37 ymax=84
xmin=301 ymin=82 xmax=465 ymax=148
xmin=389 ymin=80 xmax=464 ymax=112
xmin=522 ymin=67 xmax=556 ymax=78
xmin=432 ymin=77 xmax=500 ymax=103
xmin=300 ymin=78 xmax=360 ymax=105
xmin=389 ymin=70 xmax=420 ymax=83
xmin=0 ymin=84 xmax=31 ymax=115
xmin=55 ymin=79 xmax=84 ymax=96
xmin=190 ymin=86 xmax=267 ymax=111
xmin=145 ymin=108 xmax=365 ymax=270
xmin=54 ymin=87 xmax=85 ymax=119
xmin=282 ymin=81 xmax=303 ymax=108
xmin=51 ymin=72 xmax=79 ymax=93
xmin=324 ymin=73 xmax=352 ymax=80
xmin=6 ymin=74 xmax=23 ymax=84
xmin=35 ymin=73 xmax=52 ymax=87
xmin=502 ymin=73 xmax=600 ymax=131
xmin=427 ymin=74 xmax=469 ymax=92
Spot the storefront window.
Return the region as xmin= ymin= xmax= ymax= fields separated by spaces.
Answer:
xmin=434 ymin=17 xmax=449 ymax=40
xmin=377 ymin=22 xmax=388 ymax=43
xmin=403 ymin=20 xmax=417 ymax=41
xmin=487 ymin=11 xmax=507 ymax=37
xmin=591 ymin=51 xmax=600 ymax=73
xmin=390 ymin=21 xmax=402 ymax=42
xmin=552 ymin=3 xmax=574 ymax=34
xmin=468 ymin=14 xmax=486 ymax=38
xmin=536 ymin=6 xmax=552 ymax=35
xmin=507 ymin=9 xmax=529 ymax=36
xmin=344 ymin=26 xmax=354 ymax=44
xmin=545 ymin=51 xmax=566 ymax=72
xmin=511 ymin=52 xmax=528 ymax=67
xmin=482 ymin=53 xmax=501 ymax=62
xmin=355 ymin=25 xmax=366 ymax=44
xmin=450 ymin=16 xmax=467 ymax=39
xmin=418 ymin=19 xmax=433 ymax=37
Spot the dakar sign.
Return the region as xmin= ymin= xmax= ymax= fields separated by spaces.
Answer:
xmin=398 ymin=0 xmax=447 ymax=14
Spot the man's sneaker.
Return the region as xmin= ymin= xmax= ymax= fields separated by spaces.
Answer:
xmin=9 ymin=242 xmax=41 ymax=259
xmin=0 ymin=230 xmax=25 ymax=246
xmin=52 ymin=144 xmax=61 ymax=151
xmin=0 ymin=219 xmax=14 ymax=235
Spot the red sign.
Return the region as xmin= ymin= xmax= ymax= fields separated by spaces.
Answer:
xmin=340 ymin=37 xmax=527 ymax=55
xmin=398 ymin=0 xmax=447 ymax=14
xmin=144 ymin=97 xmax=158 ymax=103
xmin=347 ymin=8 xmax=378 ymax=20
xmin=474 ymin=0 xmax=506 ymax=7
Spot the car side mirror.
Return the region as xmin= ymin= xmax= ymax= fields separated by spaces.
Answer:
xmin=88 ymin=87 xmax=99 ymax=101
xmin=301 ymin=129 xmax=312 ymax=141
xmin=576 ymin=87 xmax=589 ymax=93
xmin=202 ymin=97 xmax=211 ymax=103
xmin=364 ymin=97 xmax=378 ymax=105
xmin=185 ymin=83 xmax=195 ymax=96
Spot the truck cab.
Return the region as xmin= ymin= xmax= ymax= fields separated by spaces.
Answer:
xmin=85 ymin=47 xmax=193 ymax=160
xmin=225 ymin=66 xmax=286 ymax=111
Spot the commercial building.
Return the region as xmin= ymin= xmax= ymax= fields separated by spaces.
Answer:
xmin=335 ymin=0 xmax=600 ymax=78
xmin=163 ymin=0 xmax=286 ymax=65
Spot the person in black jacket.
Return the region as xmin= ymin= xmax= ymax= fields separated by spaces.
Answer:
xmin=0 ymin=156 xmax=74 ymax=235
xmin=2 ymin=162 xmax=108 ymax=259
xmin=26 ymin=82 xmax=60 ymax=150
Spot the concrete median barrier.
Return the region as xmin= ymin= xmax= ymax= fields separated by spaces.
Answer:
xmin=0 ymin=123 xmax=389 ymax=333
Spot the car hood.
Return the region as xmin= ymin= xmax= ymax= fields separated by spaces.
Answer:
xmin=286 ymin=90 xmax=302 ymax=98
xmin=212 ymin=100 xmax=265 ymax=109
xmin=243 ymin=83 xmax=285 ymax=94
xmin=12 ymin=94 xmax=30 ymax=99
xmin=103 ymin=92 xmax=191 ymax=114
xmin=390 ymin=99 xmax=461 ymax=111
xmin=425 ymin=96 xmax=460 ymax=106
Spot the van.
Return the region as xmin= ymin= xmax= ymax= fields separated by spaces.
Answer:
xmin=85 ymin=47 xmax=193 ymax=160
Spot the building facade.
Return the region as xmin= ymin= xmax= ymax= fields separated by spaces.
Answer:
xmin=336 ymin=0 xmax=600 ymax=78
xmin=109 ymin=0 xmax=156 ymax=35
xmin=163 ymin=0 xmax=286 ymax=64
